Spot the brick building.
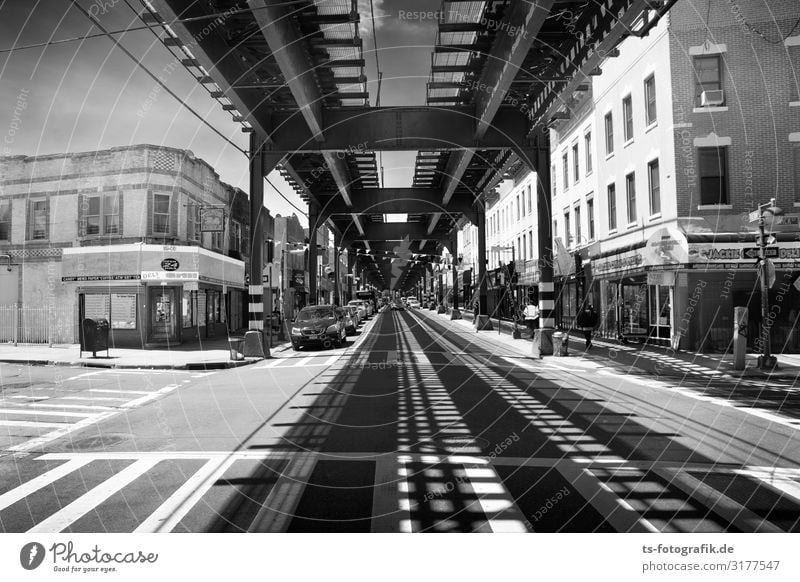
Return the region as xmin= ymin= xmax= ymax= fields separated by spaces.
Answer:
xmin=550 ymin=0 xmax=800 ymax=352
xmin=0 ymin=144 xmax=266 ymax=347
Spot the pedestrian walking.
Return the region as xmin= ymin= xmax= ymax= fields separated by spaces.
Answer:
xmin=576 ymin=305 xmax=599 ymax=349
xmin=523 ymin=299 xmax=540 ymax=337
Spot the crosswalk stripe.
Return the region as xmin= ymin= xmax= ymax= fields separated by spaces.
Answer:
xmin=292 ymin=356 xmax=314 ymax=368
xmin=0 ymin=459 xmax=92 ymax=511
xmin=0 ymin=408 xmax=95 ymax=418
xmin=257 ymin=359 xmax=283 ymax=369
xmin=134 ymin=457 xmax=237 ymax=533
xmin=16 ymin=403 xmax=118 ymax=412
xmin=61 ymin=396 xmax=129 ymax=402
xmin=324 ymin=354 xmax=339 ymax=366
xmin=28 ymin=459 xmax=160 ymax=533
xmin=0 ymin=420 xmax=69 ymax=429
xmin=87 ymin=389 xmax=152 ymax=395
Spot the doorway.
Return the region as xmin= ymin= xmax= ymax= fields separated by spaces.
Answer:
xmin=149 ymin=286 xmax=178 ymax=342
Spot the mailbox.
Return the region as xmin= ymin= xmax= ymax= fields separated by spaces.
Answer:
xmin=81 ymin=318 xmax=110 ymax=357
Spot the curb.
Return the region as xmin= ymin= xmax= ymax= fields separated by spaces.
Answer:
xmin=0 ymin=358 xmax=264 ymax=370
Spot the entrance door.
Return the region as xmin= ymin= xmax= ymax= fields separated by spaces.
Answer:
xmin=149 ymin=286 xmax=178 ymax=342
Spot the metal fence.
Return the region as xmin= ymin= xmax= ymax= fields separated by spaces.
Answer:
xmin=0 ymin=304 xmax=77 ymax=344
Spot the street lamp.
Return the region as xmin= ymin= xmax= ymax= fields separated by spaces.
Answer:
xmin=755 ymin=198 xmax=783 ymax=370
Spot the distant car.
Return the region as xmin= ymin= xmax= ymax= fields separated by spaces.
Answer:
xmin=391 ymin=300 xmax=405 ymax=311
xmin=290 ymin=305 xmax=347 ymax=350
xmin=407 ymin=298 xmax=420 ymax=308
xmin=347 ymin=300 xmax=367 ymax=320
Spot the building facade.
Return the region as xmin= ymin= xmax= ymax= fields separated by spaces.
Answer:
xmin=550 ymin=0 xmax=800 ymax=351
xmin=0 ymin=144 xmax=261 ymax=347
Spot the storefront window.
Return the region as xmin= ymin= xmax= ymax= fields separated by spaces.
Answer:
xmin=648 ymin=284 xmax=671 ymax=339
xmin=197 ymin=292 xmax=207 ymax=326
xmin=110 ymin=294 xmax=136 ymax=329
xmin=622 ymin=281 xmax=648 ymax=336
xmin=182 ymin=291 xmax=193 ymax=328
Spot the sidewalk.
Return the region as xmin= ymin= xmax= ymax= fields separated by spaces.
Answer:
xmin=0 ymin=336 xmax=293 ymax=370
xmin=421 ymin=307 xmax=800 ymax=380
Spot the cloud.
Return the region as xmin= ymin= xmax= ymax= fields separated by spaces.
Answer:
xmin=357 ymin=0 xmax=388 ymax=37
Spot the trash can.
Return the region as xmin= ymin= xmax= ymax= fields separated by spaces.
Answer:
xmin=552 ymin=331 xmax=569 ymax=357
xmin=228 ymin=337 xmax=245 ymax=361
xmin=81 ymin=318 xmax=110 ymax=357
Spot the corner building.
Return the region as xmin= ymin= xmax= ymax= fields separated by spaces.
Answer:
xmin=0 ymin=145 xmax=258 ymax=348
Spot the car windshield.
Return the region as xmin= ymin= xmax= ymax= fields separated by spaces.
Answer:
xmin=296 ymin=308 xmax=335 ymax=321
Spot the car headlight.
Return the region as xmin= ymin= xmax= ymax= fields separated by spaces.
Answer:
xmin=291 ymin=327 xmax=302 ymax=334
xmin=326 ymin=324 xmax=338 ymax=333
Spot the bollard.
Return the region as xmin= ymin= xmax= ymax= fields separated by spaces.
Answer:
xmin=733 ymin=306 xmax=747 ymax=370
xmin=552 ymin=332 xmax=564 ymax=356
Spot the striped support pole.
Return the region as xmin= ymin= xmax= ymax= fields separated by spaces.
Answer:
xmin=248 ymin=285 xmax=265 ymax=331
xmin=538 ymin=282 xmax=556 ymax=330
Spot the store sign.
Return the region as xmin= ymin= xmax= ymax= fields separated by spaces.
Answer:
xmin=161 ymin=258 xmax=180 ymax=271
xmin=63 ymin=274 xmax=140 ymax=282
xmin=200 ymin=208 xmax=225 ymax=232
xmin=643 ymin=228 xmax=689 ymax=266
xmin=592 ymin=250 xmax=644 ymax=276
xmin=647 ymin=271 xmax=676 ymax=286
xmin=141 ymin=271 xmax=199 ymax=281
xmin=292 ymin=269 xmax=305 ymax=289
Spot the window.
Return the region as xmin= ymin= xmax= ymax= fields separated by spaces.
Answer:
xmin=153 ymin=193 xmax=171 ymax=234
xmin=187 ymin=203 xmax=200 ymax=242
xmin=622 ymin=95 xmax=633 ymax=142
xmin=644 ymin=74 xmax=657 ymax=125
xmin=607 ymin=184 xmax=617 ymax=230
xmin=572 ymin=143 xmax=580 ymax=183
xmin=794 ymin=148 xmax=800 ymax=201
xmin=626 ymin=172 xmax=637 ymax=224
xmin=529 ymin=229 xmax=534 ymax=257
xmin=587 ymin=198 xmax=595 ymax=240
xmin=694 ymin=55 xmax=723 ymax=106
xmin=27 ymin=199 xmax=48 ymax=240
xmin=574 ymin=205 xmax=582 ymax=244
xmin=211 ymin=228 xmax=223 ymax=251
xmin=516 ymin=194 xmax=521 ymax=220
xmin=698 ymin=147 xmax=728 ymax=204
xmin=0 ymin=200 xmax=10 ymax=241
xmin=522 ymin=233 xmax=527 ymax=260
xmin=230 ymin=220 xmax=242 ymax=253
xmin=604 ymin=112 xmax=614 ymax=155
xmin=585 ymin=132 xmax=592 ymax=174
xmin=526 ymin=185 xmax=532 ymax=214
xmin=648 ymin=159 xmax=661 ymax=215
xmin=563 ymin=153 xmax=569 ymax=188
xmin=552 ymin=165 xmax=557 ymax=195
xmin=83 ymin=193 xmax=120 ymax=236
xmin=564 ymin=210 xmax=571 ymax=246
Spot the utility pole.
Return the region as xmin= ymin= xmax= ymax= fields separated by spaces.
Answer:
xmin=754 ymin=198 xmax=783 ymax=370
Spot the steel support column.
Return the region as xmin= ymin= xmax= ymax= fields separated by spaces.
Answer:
xmin=514 ymin=128 xmax=553 ymax=355
xmin=333 ymin=235 xmax=341 ymax=306
xmin=450 ymin=234 xmax=461 ymax=320
xmin=475 ymin=207 xmax=493 ymax=330
xmin=307 ymin=203 xmax=320 ymax=306
xmin=247 ymin=134 xmax=281 ymax=357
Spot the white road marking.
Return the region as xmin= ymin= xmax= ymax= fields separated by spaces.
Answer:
xmin=61 ymin=396 xmax=130 ymax=402
xmin=63 ymin=372 xmax=103 ymax=381
xmin=324 ymin=354 xmax=339 ymax=366
xmin=28 ymin=459 xmax=160 ymax=533
xmin=134 ymin=456 xmax=237 ymax=533
xmin=86 ymin=389 xmax=152 ymax=395
xmin=6 ymin=412 xmax=119 ymax=453
xmin=0 ymin=458 xmax=92 ymax=511
xmin=292 ymin=356 xmax=314 ymax=368
xmin=257 ymin=359 xmax=283 ymax=369
xmin=12 ymin=403 xmax=118 ymax=411
xmin=0 ymin=408 xmax=96 ymax=418
xmin=0 ymin=419 xmax=70 ymax=429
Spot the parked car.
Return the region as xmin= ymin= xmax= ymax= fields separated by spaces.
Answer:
xmin=290 ymin=305 xmax=347 ymax=350
xmin=407 ymin=298 xmax=420 ymax=308
xmin=348 ymin=300 xmax=368 ymax=319
xmin=344 ymin=305 xmax=360 ymax=334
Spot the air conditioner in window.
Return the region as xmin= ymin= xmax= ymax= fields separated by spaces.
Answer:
xmin=701 ymin=90 xmax=724 ymax=106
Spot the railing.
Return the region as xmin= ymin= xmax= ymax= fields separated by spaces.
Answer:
xmin=0 ymin=304 xmax=77 ymax=344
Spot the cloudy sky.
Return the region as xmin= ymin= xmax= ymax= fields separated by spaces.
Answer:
xmin=0 ymin=0 xmax=441 ymax=226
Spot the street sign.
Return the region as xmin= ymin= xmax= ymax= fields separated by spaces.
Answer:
xmin=743 ymin=247 xmax=779 ymax=259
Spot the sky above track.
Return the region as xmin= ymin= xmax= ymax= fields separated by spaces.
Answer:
xmin=0 ymin=0 xmax=441 ymax=225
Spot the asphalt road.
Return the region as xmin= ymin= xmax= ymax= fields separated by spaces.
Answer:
xmin=1 ymin=308 xmax=799 ymax=533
